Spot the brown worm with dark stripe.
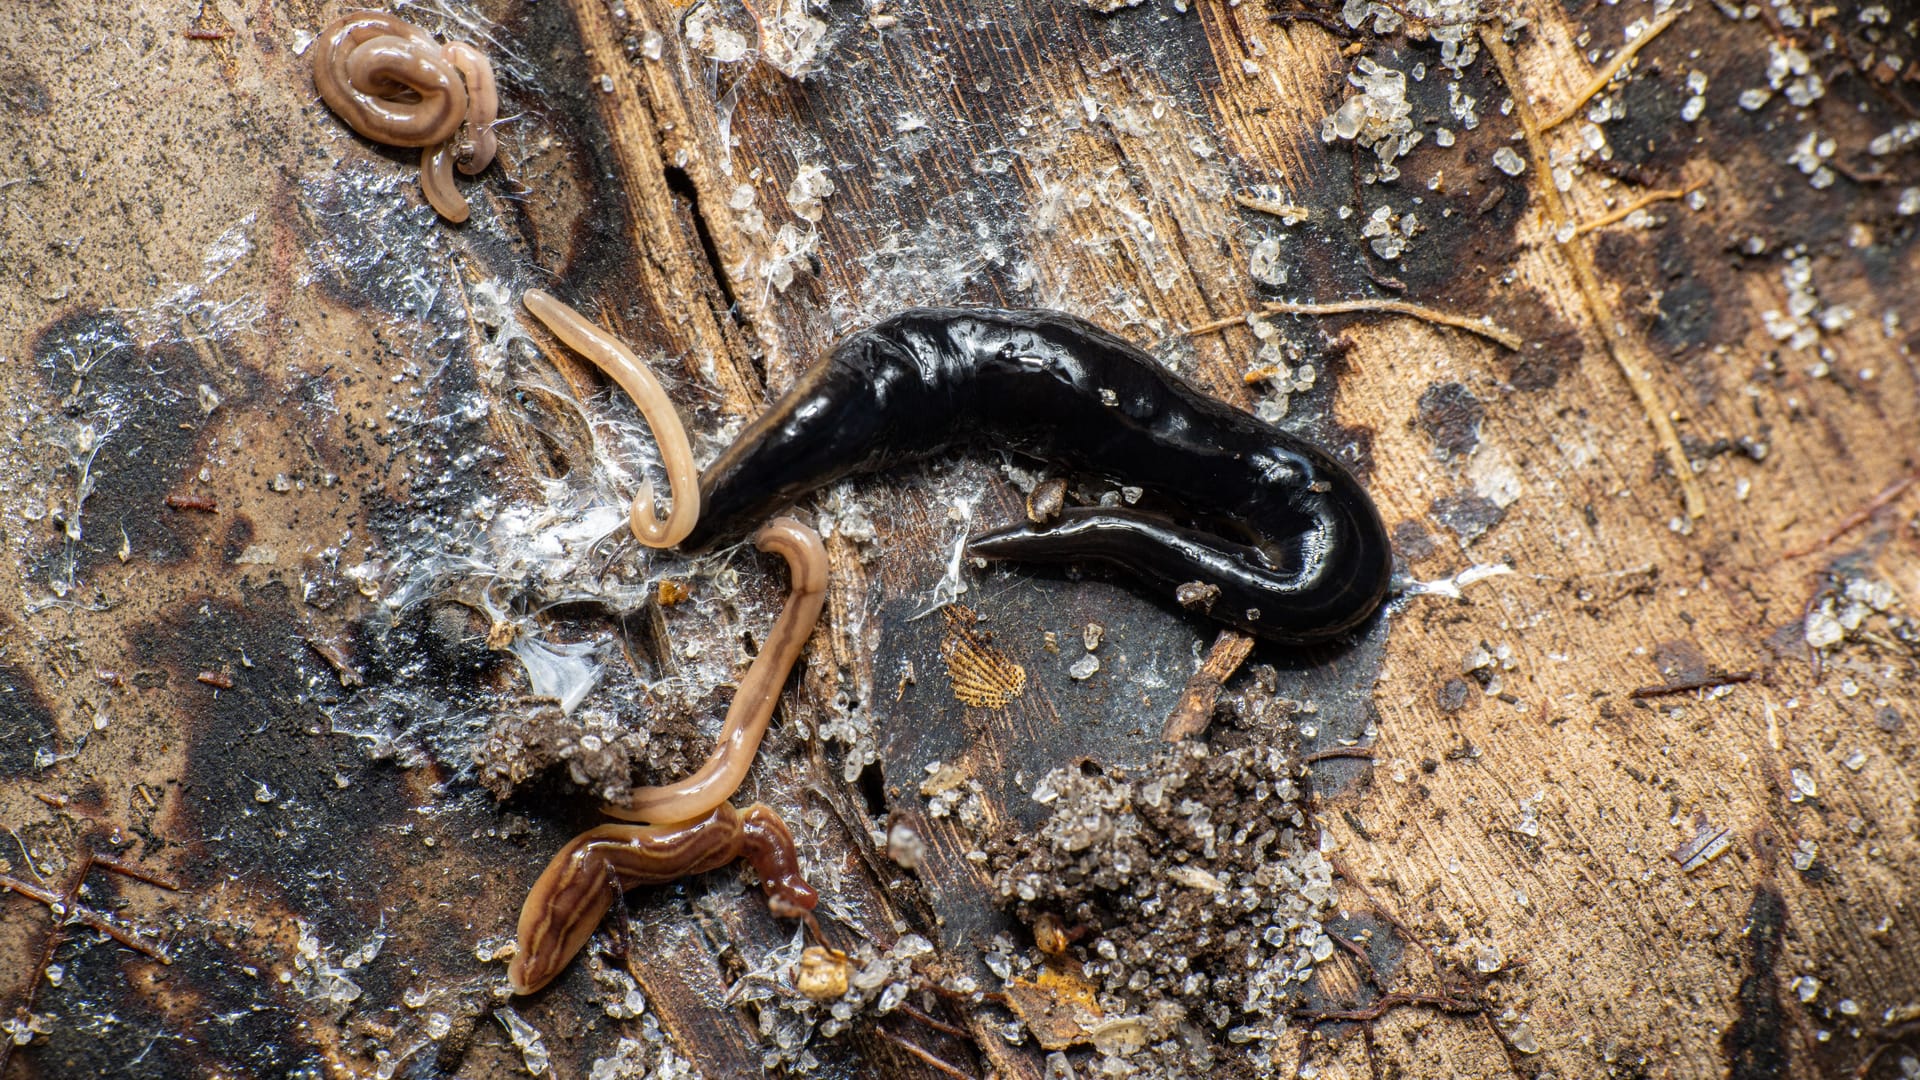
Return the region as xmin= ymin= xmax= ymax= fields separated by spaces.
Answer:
xmin=508 ymin=518 xmax=827 ymax=994
xmin=509 ymin=802 xmax=817 ymax=995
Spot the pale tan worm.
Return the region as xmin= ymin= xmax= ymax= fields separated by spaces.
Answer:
xmin=521 ymin=289 xmax=702 ymax=548
xmin=602 ymin=517 xmax=827 ymax=824
xmin=419 ymin=142 xmax=466 ymax=223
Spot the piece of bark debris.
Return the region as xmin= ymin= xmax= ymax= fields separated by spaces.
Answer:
xmin=1163 ymin=629 xmax=1254 ymax=741
xmin=939 ymin=604 xmax=1027 ymax=709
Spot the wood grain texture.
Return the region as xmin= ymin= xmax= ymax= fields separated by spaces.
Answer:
xmin=0 ymin=0 xmax=1916 ymax=1078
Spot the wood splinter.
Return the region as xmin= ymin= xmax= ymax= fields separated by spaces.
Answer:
xmin=1163 ymin=628 xmax=1255 ymax=741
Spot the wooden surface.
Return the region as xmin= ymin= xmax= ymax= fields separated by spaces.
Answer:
xmin=1 ymin=1 xmax=1917 ymax=1078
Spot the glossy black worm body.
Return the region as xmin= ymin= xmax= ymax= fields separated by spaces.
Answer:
xmin=683 ymin=308 xmax=1391 ymax=643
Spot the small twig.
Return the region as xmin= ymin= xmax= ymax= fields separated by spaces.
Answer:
xmin=0 ymin=871 xmax=64 ymax=907
xmin=1628 ymin=670 xmax=1759 ymax=699
xmin=1163 ymin=629 xmax=1256 ymax=741
xmin=1266 ymin=301 xmax=1522 ymax=350
xmin=1231 ymin=192 xmax=1309 ymax=222
xmin=894 ymin=1001 xmax=970 ymax=1039
xmin=1267 ymin=7 xmax=1350 ymax=36
xmin=1323 ymin=854 xmax=1444 ymax=978
xmin=1304 ymin=746 xmax=1378 ymax=763
xmin=1294 ymin=991 xmax=1482 ymax=1023
xmin=1542 ymin=8 xmax=1682 ymax=130
xmin=1186 ymin=300 xmax=1521 ymax=351
xmin=1571 ymin=182 xmax=1704 ymax=237
xmin=1785 ymin=470 xmax=1919 ymax=559
xmin=0 ymin=872 xmax=170 ymax=960
xmin=1829 ymin=160 xmax=1894 ymax=185
xmin=1329 ymin=927 xmax=1379 ymax=983
xmin=919 ymin=981 xmax=1007 ymax=1007
xmin=1482 ymin=27 xmax=1705 ymax=520
xmin=873 ymin=1026 xmax=979 ymax=1080
xmin=90 ymin=853 xmax=182 ymax=891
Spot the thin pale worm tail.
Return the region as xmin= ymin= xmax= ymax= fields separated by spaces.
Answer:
xmin=521 ymin=290 xmax=701 ymax=548
xmin=441 ymin=42 xmax=498 ymax=175
xmin=682 ymin=308 xmax=1390 ymax=643
xmin=420 ymin=143 xmax=468 ymax=223
xmin=602 ymin=518 xmax=828 ymax=823
xmin=509 ymin=803 xmax=814 ymax=995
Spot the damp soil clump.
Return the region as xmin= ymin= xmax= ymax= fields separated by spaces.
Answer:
xmin=984 ymin=703 xmax=1340 ymax=1078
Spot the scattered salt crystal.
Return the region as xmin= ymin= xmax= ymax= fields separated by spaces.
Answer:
xmin=497 ymin=1006 xmax=550 ymax=1076
xmin=1790 ymin=768 xmax=1818 ymax=801
xmin=1474 ymin=942 xmax=1505 ymax=973
xmin=1804 ymin=610 xmax=1844 ymax=648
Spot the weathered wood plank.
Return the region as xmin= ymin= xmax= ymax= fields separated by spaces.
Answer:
xmin=1 ymin=1 xmax=1916 ymax=1078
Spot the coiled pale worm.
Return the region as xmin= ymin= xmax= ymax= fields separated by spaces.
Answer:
xmin=521 ymin=290 xmax=701 ymax=548
xmin=684 ymin=308 xmax=1392 ymax=644
xmin=601 ymin=516 xmax=828 ymax=823
xmin=509 ymin=802 xmax=818 ymax=995
xmin=311 ymin=12 xmax=498 ymax=222
xmin=313 ymin=14 xmax=465 ymax=146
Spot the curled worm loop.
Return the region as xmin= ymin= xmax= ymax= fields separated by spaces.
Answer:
xmin=313 ymin=13 xmax=465 ymax=146
xmin=602 ymin=517 xmax=828 ymax=823
xmin=522 ymin=290 xmax=701 ymax=548
xmin=509 ymin=802 xmax=817 ymax=995
xmin=684 ymin=308 xmax=1391 ymax=644
xmin=442 ymin=42 xmax=498 ymax=174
